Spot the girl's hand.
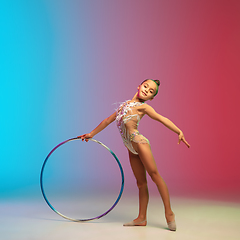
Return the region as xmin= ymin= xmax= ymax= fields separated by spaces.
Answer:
xmin=178 ymin=131 xmax=190 ymax=148
xmin=77 ymin=133 xmax=93 ymax=142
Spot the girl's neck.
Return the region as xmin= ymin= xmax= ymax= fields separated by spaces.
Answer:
xmin=131 ymin=92 xmax=145 ymax=103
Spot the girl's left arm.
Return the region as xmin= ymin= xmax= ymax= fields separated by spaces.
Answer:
xmin=145 ymin=105 xmax=190 ymax=148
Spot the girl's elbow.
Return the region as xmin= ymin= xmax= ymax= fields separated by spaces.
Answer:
xmin=105 ymin=116 xmax=115 ymax=125
xmin=157 ymin=116 xmax=166 ymax=124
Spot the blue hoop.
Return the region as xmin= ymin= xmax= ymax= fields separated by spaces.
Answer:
xmin=40 ymin=137 xmax=124 ymax=222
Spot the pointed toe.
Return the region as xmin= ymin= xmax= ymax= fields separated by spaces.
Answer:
xmin=167 ymin=221 xmax=176 ymax=231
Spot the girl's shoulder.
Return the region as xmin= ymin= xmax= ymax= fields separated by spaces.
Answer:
xmin=137 ymin=102 xmax=154 ymax=113
xmin=138 ymin=102 xmax=152 ymax=108
xmin=137 ymin=102 xmax=147 ymax=107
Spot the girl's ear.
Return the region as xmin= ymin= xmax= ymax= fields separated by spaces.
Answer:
xmin=150 ymin=97 xmax=154 ymax=101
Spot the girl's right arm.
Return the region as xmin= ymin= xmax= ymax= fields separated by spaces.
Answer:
xmin=78 ymin=112 xmax=116 ymax=142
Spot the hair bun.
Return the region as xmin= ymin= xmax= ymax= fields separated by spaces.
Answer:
xmin=154 ymin=79 xmax=160 ymax=86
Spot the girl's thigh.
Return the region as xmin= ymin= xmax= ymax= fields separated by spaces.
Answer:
xmin=128 ymin=150 xmax=147 ymax=184
xmin=132 ymin=142 xmax=158 ymax=175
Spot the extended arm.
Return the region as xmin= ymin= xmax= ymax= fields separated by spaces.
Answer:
xmin=145 ymin=105 xmax=190 ymax=148
xmin=78 ymin=112 xmax=116 ymax=142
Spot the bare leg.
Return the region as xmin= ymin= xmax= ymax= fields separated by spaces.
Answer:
xmin=131 ymin=142 xmax=175 ymax=224
xmin=127 ymin=150 xmax=149 ymax=224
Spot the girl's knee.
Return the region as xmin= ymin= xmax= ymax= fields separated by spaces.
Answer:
xmin=136 ymin=180 xmax=148 ymax=189
xmin=149 ymin=171 xmax=161 ymax=183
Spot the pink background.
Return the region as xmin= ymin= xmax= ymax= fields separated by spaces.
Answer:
xmin=67 ymin=0 xmax=240 ymax=198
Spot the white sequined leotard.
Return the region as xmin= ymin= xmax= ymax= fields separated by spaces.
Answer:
xmin=116 ymin=100 xmax=150 ymax=155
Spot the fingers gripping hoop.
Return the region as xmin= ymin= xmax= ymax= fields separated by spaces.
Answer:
xmin=40 ymin=137 xmax=124 ymax=222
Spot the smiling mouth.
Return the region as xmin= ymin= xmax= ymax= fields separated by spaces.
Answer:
xmin=142 ymin=91 xmax=147 ymax=96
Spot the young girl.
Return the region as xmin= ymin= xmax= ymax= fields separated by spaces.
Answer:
xmin=79 ymin=79 xmax=190 ymax=231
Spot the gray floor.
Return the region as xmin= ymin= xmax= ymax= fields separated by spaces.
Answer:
xmin=1 ymin=195 xmax=240 ymax=240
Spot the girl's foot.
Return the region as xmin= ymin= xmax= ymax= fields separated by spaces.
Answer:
xmin=165 ymin=212 xmax=176 ymax=231
xmin=167 ymin=221 xmax=176 ymax=231
xmin=123 ymin=218 xmax=147 ymax=226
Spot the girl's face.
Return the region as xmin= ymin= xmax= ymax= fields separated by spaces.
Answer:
xmin=137 ymin=80 xmax=157 ymax=101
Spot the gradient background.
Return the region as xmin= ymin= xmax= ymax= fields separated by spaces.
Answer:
xmin=1 ymin=0 xmax=240 ymax=202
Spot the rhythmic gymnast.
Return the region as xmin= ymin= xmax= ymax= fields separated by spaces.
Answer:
xmin=79 ymin=79 xmax=190 ymax=231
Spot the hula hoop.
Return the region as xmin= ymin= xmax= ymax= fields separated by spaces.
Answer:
xmin=40 ymin=137 xmax=124 ymax=222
